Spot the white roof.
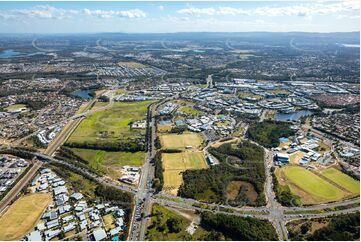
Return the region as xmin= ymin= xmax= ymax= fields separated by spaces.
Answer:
xmin=53 ymin=186 xmax=67 ymax=196
xmin=93 ymin=228 xmax=107 ymax=241
xmin=276 ymin=153 xmax=289 ymax=158
xmin=70 ymin=192 xmax=84 ymax=200
xmin=26 ymin=230 xmax=42 ymax=241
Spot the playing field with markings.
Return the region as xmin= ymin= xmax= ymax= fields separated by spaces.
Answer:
xmin=320 ymin=167 xmax=360 ymax=195
xmin=0 ymin=193 xmax=51 ymax=240
xmin=162 ymin=151 xmax=208 ymax=195
xmin=159 ymin=133 xmax=203 ymax=150
xmin=277 ymin=165 xmax=349 ymax=204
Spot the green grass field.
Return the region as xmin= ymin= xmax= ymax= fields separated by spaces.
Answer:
xmin=162 ymin=152 xmax=207 ymax=195
xmin=68 ymin=100 xmax=156 ymax=144
xmin=70 ymin=148 xmax=145 ymax=179
xmin=160 ymin=133 xmax=203 ymax=150
xmin=5 ymin=104 xmax=27 ymax=111
xmin=280 ymin=166 xmax=347 ymax=204
xmin=320 ymin=168 xmax=360 ymax=194
xmin=178 ymin=106 xmax=200 ymax=116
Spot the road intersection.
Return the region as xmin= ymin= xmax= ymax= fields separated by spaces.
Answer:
xmin=0 ymin=91 xmax=359 ymax=241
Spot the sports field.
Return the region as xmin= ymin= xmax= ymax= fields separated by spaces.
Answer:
xmin=117 ymin=61 xmax=146 ymax=68
xmin=162 ymin=152 xmax=207 ymax=195
xmin=278 ymin=166 xmax=348 ymax=204
xmin=0 ymin=193 xmax=51 ymax=240
xmin=68 ymin=100 xmax=155 ymax=144
xmin=71 ymin=148 xmax=145 ymax=179
xmin=160 ymin=133 xmax=203 ymax=150
xmin=320 ymin=168 xmax=360 ymax=194
xmin=5 ymin=103 xmax=27 ymax=111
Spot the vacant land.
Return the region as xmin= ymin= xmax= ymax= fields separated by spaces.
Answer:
xmin=157 ymin=124 xmax=172 ymax=133
xmin=68 ymin=100 xmax=155 ymax=144
xmin=226 ymin=181 xmax=258 ymax=202
xmin=70 ymin=148 xmax=145 ymax=179
xmin=146 ymin=204 xmax=209 ymax=241
xmin=289 ymin=151 xmax=305 ymax=164
xmin=277 ymin=166 xmax=347 ymax=204
xmin=162 ymin=152 xmax=208 ymax=195
xmin=103 ymin=214 xmax=115 ymax=230
xmin=0 ymin=193 xmax=51 ymax=240
xmin=320 ymin=168 xmax=360 ymax=194
xmin=160 ymin=133 xmax=203 ymax=150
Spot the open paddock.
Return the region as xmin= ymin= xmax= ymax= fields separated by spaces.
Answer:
xmin=0 ymin=193 xmax=51 ymax=240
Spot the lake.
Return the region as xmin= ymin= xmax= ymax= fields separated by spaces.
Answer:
xmin=0 ymin=49 xmax=22 ymax=58
xmin=71 ymin=89 xmax=93 ymax=99
xmin=0 ymin=49 xmax=44 ymax=59
xmin=274 ymin=110 xmax=313 ymax=121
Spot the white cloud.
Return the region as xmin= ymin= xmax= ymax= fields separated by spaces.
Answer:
xmin=0 ymin=5 xmax=146 ymax=20
xmin=159 ymin=5 xmax=165 ymax=11
xmin=177 ymin=1 xmax=360 ymax=17
xmin=82 ymin=8 xmax=146 ymax=18
xmin=177 ymin=7 xmax=217 ymax=16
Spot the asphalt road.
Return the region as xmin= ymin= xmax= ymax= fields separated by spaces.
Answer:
xmin=2 ymin=90 xmax=359 ymax=241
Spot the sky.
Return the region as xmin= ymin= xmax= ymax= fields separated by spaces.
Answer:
xmin=0 ymin=1 xmax=359 ymax=33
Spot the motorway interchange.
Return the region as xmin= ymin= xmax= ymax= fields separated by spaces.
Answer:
xmin=0 ymin=91 xmax=359 ymax=241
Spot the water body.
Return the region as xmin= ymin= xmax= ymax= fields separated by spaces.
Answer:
xmin=0 ymin=49 xmax=22 ymax=58
xmin=274 ymin=110 xmax=313 ymax=121
xmin=0 ymin=49 xmax=44 ymax=59
xmin=71 ymin=89 xmax=93 ymax=99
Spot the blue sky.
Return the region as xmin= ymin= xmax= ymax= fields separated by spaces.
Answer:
xmin=0 ymin=1 xmax=359 ymax=33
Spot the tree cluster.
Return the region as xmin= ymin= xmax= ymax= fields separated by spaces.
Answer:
xmin=200 ymin=211 xmax=278 ymax=241
xmin=247 ymin=120 xmax=295 ymax=148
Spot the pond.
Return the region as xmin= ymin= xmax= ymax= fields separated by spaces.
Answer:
xmin=274 ymin=110 xmax=313 ymax=121
xmin=71 ymin=89 xmax=93 ymax=99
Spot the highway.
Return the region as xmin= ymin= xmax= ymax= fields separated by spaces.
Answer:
xmin=1 ymin=89 xmax=359 ymax=241
xmin=0 ymin=160 xmax=43 ymax=214
xmin=129 ymin=96 xmax=176 ymax=241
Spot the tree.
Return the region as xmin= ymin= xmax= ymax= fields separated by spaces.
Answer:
xmin=166 ymin=218 xmax=182 ymax=233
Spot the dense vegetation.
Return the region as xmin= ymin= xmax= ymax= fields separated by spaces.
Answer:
xmin=247 ymin=121 xmax=295 ymax=148
xmin=153 ymin=152 xmax=164 ymax=192
xmin=95 ymin=185 xmax=133 ymax=206
xmin=64 ymin=139 xmax=145 ymax=152
xmin=288 ymin=212 xmax=360 ymax=241
xmin=271 ymin=167 xmax=301 ymax=206
xmin=200 ymin=212 xmax=278 ymax=240
xmin=178 ymin=140 xmax=266 ymax=206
